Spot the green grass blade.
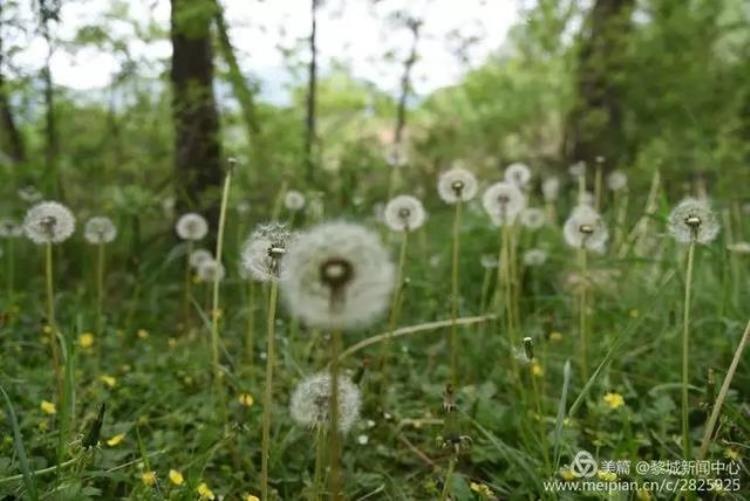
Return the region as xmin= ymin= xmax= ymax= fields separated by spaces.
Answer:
xmin=552 ymin=360 xmax=571 ymax=472
xmin=0 ymin=384 xmax=39 ymax=501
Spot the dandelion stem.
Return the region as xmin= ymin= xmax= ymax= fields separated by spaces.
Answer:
xmin=449 ymin=200 xmax=462 ymax=386
xmin=440 ymin=455 xmax=455 ymax=501
xmin=329 ymin=328 xmax=344 ymax=501
xmin=246 ymin=280 xmax=256 ymax=370
xmin=6 ymin=239 xmax=14 ymax=305
xmin=380 ymin=231 xmax=409 ymax=396
xmin=312 ymin=427 xmax=327 ymax=501
xmin=45 ymin=242 xmax=62 ymax=399
xmin=497 ymin=225 xmax=519 ymax=382
xmin=681 ymin=239 xmax=695 ymax=458
xmin=260 ymin=280 xmax=279 ymax=501
xmin=183 ymin=240 xmax=194 ymax=331
xmin=577 ymin=246 xmax=589 ymax=382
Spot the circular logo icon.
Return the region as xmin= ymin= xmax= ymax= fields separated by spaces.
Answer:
xmin=571 ymin=450 xmax=598 ymax=478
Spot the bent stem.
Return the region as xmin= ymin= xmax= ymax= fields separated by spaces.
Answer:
xmin=260 ymin=280 xmax=279 ymax=501
xmin=449 ymin=200 xmax=462 ymax=386
xmin=45 ymin=243 xmax=62 ymax=399
xmin=682 ymin=239 xmax=695 ymax=458
xmin=329 ymin=328 xmax=344 ymax=501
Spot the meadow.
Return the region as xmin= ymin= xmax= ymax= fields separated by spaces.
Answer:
xmin=0 ymin=163 xmax=748 ymax=500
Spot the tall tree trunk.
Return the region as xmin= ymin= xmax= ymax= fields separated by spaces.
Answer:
xmin=304 ymin=0 xmax=318 ymax=183
xmin=213 ymin=0 xmax=259 ymax=146
xmin=392 ymin=18 xmax=421 ymax=165
xmin=564 ymin=0 xmax=634 ymax=168
xmin=38 ymin=0 xmax=61 ymax=196
xmin=170 ymin=0 xmax=222 ymax=221
xmin=0 ymin=2 xmax=25 ymax=164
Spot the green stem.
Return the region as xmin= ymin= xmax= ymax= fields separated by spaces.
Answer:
xmin=312 ymin=427 xmax=326 ymax=501
xmin=329 ymin=329 xmax=343 ymax=501
xmin=449 ymin=201 xmax=462 ymax=387
xmin=96 ymin=243 xmax=105 ymax=335
xmin=183 ymin=240 xmax=194 ymax=331
xmin=45 ymin=243 xmax=61 ymax=399
xmin=260 ymin=280 xmax=279 ymax=501
xmin=6 ymin=239 xmax=14 ymax=305
xmin=577 ymin=246 xmax=589 ymax=382
xmin=379 ymin=231 xmax=409 ymax=395
xmin=440 ymin=456 xmax=455 ymax=501
xmin=246 ymin=280 xmax=256 ymax=369
xmin=682 ymin=240 xmax=695 ymax=458
xmin=497 ymin=226 xmax=518 ymax=380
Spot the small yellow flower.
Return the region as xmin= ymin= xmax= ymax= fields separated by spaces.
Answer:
xmin=141 ymin=470 xmax=156 ymax=487
xmin=238 ymin=393 xmax=254 ymax=407
xmin=469 ymin=481 xmax=493 ymax=497
xmin=549 ymin=331 xmax=563 ymax=342
xmin=78 ymin=332 xmax=95 ymax=349
xmin=597 ymin=470 xmax=617 ymax=482
xmin=559 ymin=467 xmax=577 ymax=481
xmin=196 ymin=482 xmax=215 ymax=500
xmin=137 ymin=329 xmax=149 ymax=339
xmin=99 ymin=375 xmax=117 ymax=388
xmin=531 ymin=361 xmax=544 ymax=377
xmin=603 ymin=392 xmax=625 ymax=410
xmin=106 ymin=433 xmax=125 ymax=446
xmin=629 ymin=309 xmax=640 ymax=318
xmin=725 ymin=448 xmax=740 ymax=461
xmin=636 ymin=487 xmax=652 ymax=501
xmin=40 ymin=400 xmax=56 ymax=415
xmin=243 ymin=495 xmax=260 ymax=501
xmin=43 ymin=325 xmax=53 ymax=335
xmin=168 ymin=469 xmax=184 ymax=486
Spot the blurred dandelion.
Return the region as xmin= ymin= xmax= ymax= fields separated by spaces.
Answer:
xmin=520 ymin=208 xmax=546 ymax=230
xmin=563 ymin=206 xmax=609 ymax=253
xmin=18 ymin=185 xmax=43 ymax=203
xmin=437 ymin=167 xmax=478 ymax=204
xmin=727 ymin=242 xmax=750 ymax=254
xmin=607 ymin=170 xmax=628 ymax=192
xmin=384 ymin=195 xmax=426 ymax=232
xmin=290 ymin=372 xmax=362 ymax=433
xmin=542 ymin=176 xmax=560 ymax=223
xmin=523 ymin=249 xmax=548 ymax=267
xmin=482 ymin=182 xmax=526 ymax=226
xmin=504 ymin=162 xmax=531 ymax=188
xmin=197 ymin=259 xmax=225 ymax=283
xmin=84 ymin=217 xmax=117 ymax=244
xmin=175 ymin=213 xmax=208 ymax=241
xmin=284 ymin=190 xmax=306 ymax=211
xmin=568 ymin=161 xmax=586 ymax=178
xmin=0 ymin=218 xmax=23 ymax=301
xmin=189 ymin=249 xmax=213 ymax=269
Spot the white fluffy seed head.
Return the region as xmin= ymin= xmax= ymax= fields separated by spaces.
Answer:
xmin=542 ymin=177 xmax=560 ymax=202
xmin=281 ymin=221 xmax=395 ymax=331
xmin=607 ymin=170 xmax=628 ymax=191
xmin=241 ymin=222 xmax=296 ymax=282
xmin=523 ymin=248 xmax=548 ymax=266
xmin=84 ymin=216 xmax=117 ymax=244
xmin=482 ymin=182 xmax=527 ymax=226
xmin=23 ymin=201 xmax=76 ymax=245
xmin=569 ymin=161 xmax=586 ymax=178
xmin=520 ymin=208 xmax=547 ymax=230
xmin=384 ymin=195 xmax=426 ymax=232
xmin=284 ymin=190 xmax=306 ymax=211
xmin=290 ymin=372 xmax=362 ymax=434
xmin=437 ymin=167 xmax=478 ymax=204
xmin=189 ymin=249 xmax=213 ymax=269
xmin=563 ymin=205 xmax=609 ymax=253
xmin=0 ymin=218 xmax=24 ymax=238
xmin=504 ymin=162 xmax=532 ymax=188
xmin=668 ymin=198 xmax=720 ymax=245
xmin=197 ymin=259 xmax=225 ymax=283
xmin=480 ymin=254 xmax=498 ymax=269
xmin=176 ymin=213 xmax=208 ymax=241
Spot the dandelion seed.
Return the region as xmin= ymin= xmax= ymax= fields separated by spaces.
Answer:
xmin=607 ymin=170 xmax=628 ymax=191
xmin=569 ymin=161 xmax=586 ymax=178
xmin=284 ymin=190 xmax=306 ymax=211
xmin=0 ymin=218 xmax=23 ymax=238
xmin=281 ymin=221 xmax=394 ymax=330
xmin=241 ymin=222 xmax=295 ymax=282
xmin=78 ymin=332 xmax=95 ymax=349
xmin=563 ymin=205 xmax=609 ymax=253
xmin=668 ymin=198 xmax=720 ymax=245
xmin=384 ymin=195 xmax=426 ymax=232
xmin=482 ymin=182 xmax=526 ymax=226
xmin=603 ymin=392 xmax=625 ymax=409
xmin=40 ymin=400 xmax=56 ymax=415
xmin=520 ymin=207 xmax=546 ymax=229
xmin=290 ymin=372 xmax=362 ymax=434
xmin=189 ymin=249 xmax=213 ymax=269
xmin=141 ymin=471 xmax=157 ymax=487
xmin=504 ymin=162 xmax=531 ymax=188
xmin=106 ymin=433 xmax=125 ymax=446
xmin=18 ymin=185 xmax=43 ymax=203
xmin=523 ymin=249 xmax=548 ymax=267
xmin=168 ymin=469 xmax=184 ymax=486
xmin=196 ymin=482 xmax=215 ymax=500
xmin=542 ymin=177 xmax=560 ymax=202
xmin=197 ymin=259 xmax=225 ymax=283
xmin=437 ymin=167 xmax=478 ymax=204
xmin=23 ymin=201 xmax=76 ymax=244
xmin=84 ymin=216 xmax=117 ymax=244
xmin=175 ymin=213 xmax=208 ymax=241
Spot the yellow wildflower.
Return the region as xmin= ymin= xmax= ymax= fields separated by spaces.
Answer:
xmin=99 ymin=375 xmax=117 ymax=388
xmin=603 ymin=392 xmax=625 ymax=410
xmin=549 ymin=331 xmax=563 ymax=342
xmin=469 ymin=481 xmax=493 ymax=497
xmin=196 ymin=482 xmax=215 ymax=500
xmin=106 ymin=433 xmax=125 ymax=446
xmin=168 ymin=469 xmax=184 ymax=486
xmin=597 ymin=470 xmax=617 ymax=482
xmin=636 ymin=487 xmax=652 ymax=501
xmin=244 ymin=495 xmax=260 ymax=501
xmin=78 ymin=332 xmax=95 ymax=349
xmin=725 ymin=448 xmax=740 ymax=461
xmin=43 ymin=325 xmax=53 ymax=335
xmin=238 ymin=393 xmax=254 ymax=407
xmin=559 ymin=468 xmax=577 ymax=481
xmin=40 ymin=400 xmax=56 ymax=415
xmin=141 ymin=471 xmax=156 ymax=487
xmin=531 ymin=361 xmax=544 ymax=377
xmin=629 ymin=309 xmax=640 ymax=318
xmin=137 ymin=329 xmax=149 ymax=339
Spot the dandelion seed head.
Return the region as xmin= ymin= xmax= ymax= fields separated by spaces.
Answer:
xmin=284 ymin=190 xmax=306 ymax=211
xmin=0 ymin=218 xmax=23 ymax=238
xmin=563 ymin=205 xmax=609 ymax=252
xmin=384 ymin=195 xmax=426 ymax=232
xmin=520 ymin=207 xmax=546 ymax=230
xmin=607 ymin=170 xmax=628 ymax=191
xmin=668 ymin=198 xmax=720 ymax=245
xmin=281 ymin=221 xmax=394 ymax=331
xmin=569 ymin=161 xmax=586 ymax=178
xmin=542 ymin=177 xmax=560 ymax=202
xmin=197 ymin=259 xmax=225 ymax=283
xmin=523 ymin=248 xmax=548 ymax=266
xmin=290 ymin=372 xmax=362 ymax=434
xmin=504 ymin=162 xmax=532 ymax=188
xmin=480 ymin=254 xmax=498 ymax=269
xmin=189 ymin=249 xmax=213 ymax=269
xmin=18 ymin=186 xmax=43 ymax=203
xmin=84 ymin=216 xmax=117 ymax=244
xmin=241 ymin=222 xmax=295 ymax=282
xmin=482 ymin=182 xmax=526 ymax=226
xmin=437 ymin=167 xmax=478 ymax=204
xmin=23 ymin=201 xmax=76 ymax=245
xmin=578 ymin=191 xmax=595 ymax=207
xmin=176 ymin=213 xmax=208 ymax=241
